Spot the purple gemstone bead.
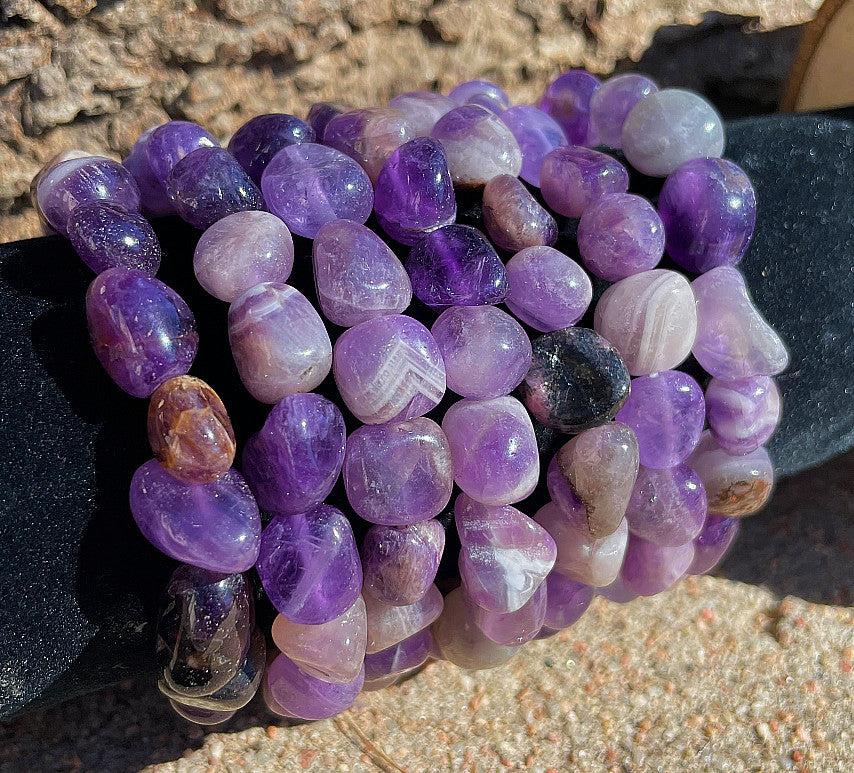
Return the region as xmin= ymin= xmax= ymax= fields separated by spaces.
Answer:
xmin=540 ymin=146 xmax=629 ymax=218
xmin=448 ymin=79 xmax=510 ymax=114
xmin=597 ymin=575 xmax=637 ymax=604
xmin=323 ymin=107 xmax=412 ymax=182
xmin=261 ymin=142 xmax=373 ymax=238
xmin=504 ymin=246 xmax=592 ymax=332
xmin=86 ymin=268 xmax=198 ymax=398
xmin=67 ymin=202 xmax=161 ymax=275
xmin=364 ymin=628 xmax=433 ymax=682
xmin=241 ymin=393 xmax=346 ymax=516
xmin=388 ymin=91 xmax=457 ymax=136
xmin=405 ymin=224 xmax=508 ymax=308
xmin=256 ymin=505 xmax=362 ymax=624
xmin=499 ymin=105 xmax=567 ymax=186
xmin=123 ymin=127 xmax=174 ymax=217
xmin=538 ymin=69 xmax=601 ymax=146
xmin=474 ymin=581 xmax=546 ymax=646
xmin=307 ymin=101 xmax=346 ymax=142
xmin=333 ymin=314 xmax=446 ymax=425
xmin=361 ymin=520 xmax=445 ymax=606
xmin=130 ymin=460 xmax=261 ymax=572
xmin=543 ymin=573 xmax=593 ymax=631
xmin=374 ymin=137 xmax=456 ymax=245
xmin=577 ymin=193 xmax=665 ymax=281
xmin=482 ymin=174 xmax=558 ymax=252
xmin=145 ymin=120 xmax=219 ymax=186
xmin=588 ymin=73 xmax=658 ymax=149
xmin=621 ymin=534 xmax=694 ymax=596
xmin=343 ymin=418 xmax=453 ymax=525
xmin=227 ymin=113 xmax=315 ymax=185
xmin=688 ymin=514 xmax=740 ymax=574
xmin=431 ymin=305 xmax=531 ymax=398
xmin=364 ymin=584 xmax=443 ymax=654
xmin=615 ymin=370 xmax=705 ymax=469
xmin=31 ymin=150 xmax=95 ymax=232
xmin=37 ymin=156 xmax=141 ymax=236
xmin=705 ymin=376 xmax=781 ymax=456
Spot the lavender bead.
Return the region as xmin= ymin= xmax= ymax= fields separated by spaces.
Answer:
xmin=374 ymin=137 xmax=456 ymax=246
xmin=227 ymin=113 xmax=315 ymax=185
xmin=539 ymin=146 xmax=629 ymax=218
xmin=67 ymin=202 xmax=161 ymax=275
xmin=388 ymin=91 xmax=456 ymax=136
xmin=241 ymin=393 xmax=346 ymax=515
xmin=474 ymin=581 xmax=546 ymax=646
xmin=257 ymin=505 xmax=362 ymax=625
xmin=312 ymin=219 xmax=412 ymax=326
xmin=589 ymin=73 xmax=658 ymax=149
xmin=364 ymin=628 xmax=433 ymax=682
xmin=621 ymin=535 xmax=694 ymax=596
xmin=622 ymin=89 xmax=725 ymax=177
xmin=482 ymin=175 xmax=557 ymax=252
xmin=194 ymin=211 xmax=294 ymax=302
xmin=86 ymin=268 xmax=198 ymax=398
xmin=499 ymin=105 xmax=567 ymax=186
xmin=577 ymin=193 xmax=665 ymax=281
xmin=615 ymin=370 xmax=705 ymax=469
xmin=343 ymin=418 xmax=453 ymax=525
xmin=228 ymin=282 xmax=332 ymax=403
xmin=688 ymin=515 xmax=740 ymax=574
xmin=449 ymin=79 xmax=510 ymax=114
xmin=124 ymin=128 xmax=174 ymax=217
xmin=543 ymin=573 xmax=593 ymax=631
xmin=504 ymin=246 xmax=591 ymax=331
xmin=130 ymin=460 xmax=261 ymax=572
xmin=706 ymin=376 xmax=781 ymax=456
xmin=692 ymin=267 xmax=788 ymax=379
xmin=364 ymin=584 xmax=443 ymax=653
xmin=538 ymin=69 xmax=601 ymax=146
xmin=324 ymin=107 xmax=412 ymax=182
xmin=443 ymin=397 xmax=540 ymax=506
xmin=333 ymin=314 xmax=446 ymax=425
xmin=261 ymin=142 xmax=373 ymax=238
xmin=145 ymin=120 xmax=219 ymax=185
xmin=405 ymin=224 xmax=508 ymax=307
xmin=597 ymin=575 xmax=637 ymax=604
xmin=431 ymin=305 xmax=532 ymax=398
xmin=307 ymin=102 xmax=346 ymax=142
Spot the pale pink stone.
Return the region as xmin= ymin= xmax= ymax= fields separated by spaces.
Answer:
xmin=364 ymin=584 xmax=443 ymax=654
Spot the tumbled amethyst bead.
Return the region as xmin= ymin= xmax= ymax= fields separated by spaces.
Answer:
xmin=449 ymin=79 xmax=510 ymax=114
xmin=688 ymin=514 xmax=740 ymax=574
xmin=543 ymin=573 xmax=593 ymax=631
xmin=588 ymin=73 xmax=658 ymax=149
xmin=405 ymin=224 xmax=508 ymax=307
xmin=482 ymin=175 xmax=557 ymax=252
xmin=307 ymin=101 xmax=346 ymax=142
xmin=86 ymin=268 xmax=198 ymax=398
xmin=323 ymin=107 xmax=412 ymax=182
xmin=130 ymin=460 xmax=261 ymax=572
xmin=145 ymin=120 xmax=219 ymax=185
xmin=474 ymin=581 xmax=546 ymax=646
xmin=364 ymin=628 xmax=433 ymax=682
xmin=373 ymin=137 xmax=456 ymax=245
xmin=705 ymin=376 xmax=781 ymax=456
xmin=123 ymin=127 xmax=174 ymax=217
xmin=615 ymin=370 xmax=705 ymax=469
xmin=364 ymin=585 xmax=444 ymax=654
xmin=227 ymin=113 xmax=315 ymax=185
xmin=388 ymin=91 xmax=456 ymax=136
xmin=261 ymin=142 xmax=373 ymax=238
xmin=242 ymin=393 xmax=346 ymax=516
xmin=621 ymin=535 xmax=694 ymax=596
xmin=539 ymin=146 xmax=629 ymax=218
xmin=538 ymin=69 xmax=601 ymax=146
xmin=256 ymin=505 xmax=362 ymax=625
xmin=499 ymin=105 xmax=567 ymax=186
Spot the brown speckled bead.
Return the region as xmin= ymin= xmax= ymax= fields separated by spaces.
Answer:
xmin=482 ymin=174 xmax=557 ymax=253
xmin=147 ymin=375 xmax=236 ymax=484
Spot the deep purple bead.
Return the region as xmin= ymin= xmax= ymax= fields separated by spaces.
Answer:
xmin=448 ymin=79 xmax=510 ymax=114
xmin=499 ymin=105 xmax=567 ymax=186
xmin=227 ymin=113 xmax=316 ymax=186
xmin=588 ymin=73 xmax=658 ymax=149
xmin=307 ymin=102 xmax=347 ymax=141
xmin=124 ymin=126 xmax=174 ymax=217
xmin=145 ymin=120 xmax=219 ymax=185
xmin=689 ymin=515 xmax=740 ymax=574
xmin=364 ymin=628 xmax=433 ymax=682
xmin=543 ymin=573 xmax=593 ymax=631
xmin=705 ymin=376 xmax=781 ymax=456
xmin=538 ymin=69 xmax=601 ymax=146
xmin=539 ymin=146 xmax=629 ymax=218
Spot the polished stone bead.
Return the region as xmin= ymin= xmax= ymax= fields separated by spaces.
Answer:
xmin=165 ymin=147 xmax=264 ymax=230
xmin=32 ymin=149 xmax=96 ymax=231
xmin=658 ymin=158 xmax=757 ymax=274
xmin=145 ymin=120 xmax=219 ymax=185
xmin=147 ymin=376 xmax=236 ymax=485
xmin=130 ymin=460 xmax=261 ymax=572
xmin=241 ymin=393 xmax=346 ymax=515
xmin=373 ymin=137 xmax=456 ymax=245
xmin=86 ymin=268 xmax=198 ymax=398
xmin=67 ymin=202 xmax=161 ymax=275
xmin=622 ymin=89 xmax=725 ymax=177
xmin=482 ymin=175 xmax=558 ymax=252
xmin=520 ymin=327 xmax=630 ymax=433
xmin=615 ymin=370 xmax=705 ymax=469
xmin=692 ymin=267 xmax=788 ymax=379
xmin=621 ymin=535 xmax=695 ymax=596
xmin=626 ymin=464 xmax=707 ymax=546
xmin=443 ymin=397 xmax=540 ymax=506
xmin=705 ymin=376 xmax=781 ymax=456
xmin=228 ymin=282 xmax=332 ymax=403
xmin=312 ymin=219 xmax=412 ymax=326
xmin=688 ymin=514 xmax=740 ymax=574
xmin=169 ymin=700 xmax=235 ymax=725
xmin=388 ymin=91 xmax=457 ymax=136
xmin=499 ymin=105 xmax=567 ymax=186
xmin=194 ymin=210 xmax=294 ymax=302
xmin=538 ymin=69 xmax=601 ymax=146
xmin=364 ymin=584 xmax=443 ymax=653
xmin=270 ymin=596 xmax=366 ymax=684
xmin=256 ymin=505 xmax=362 ymax=624
xmin=504 ymin=246 xmax=591 ymax=331
xmin=589 ymin=73 xmax=658 ymax=149
xmin=542 ymin=572 xmax=594 ymax=630
xmin=539 ymin=146 xmax=629 ymax=218
xmin=124 ymin=128 xmax=174 ymax=218
xmin=364 ymin=628 xmax=433 ymax=682
xmin=455 ymin=493 xmax=556 ymax=613
xmin=431 ymin=305 xmax=532 ymax=398
xmin=430 ymin=105 xmax=522 ymax=186
xmin=343 ymin=418 xmax=452 ymax=525
xmin=261 ymin=142 xmax=373 ymax=238
xmin=597 ymin=574 xmax=637 ymax=604
xmin=405 ymin=224 xmax=508 ymax=307
xmin=324 ymin=107 xmax=412 ymax=182
xmin=594 ymin=269 xmax=698 ymax=376
xmin=227 ymin=113 xmax=315 ymax=185
xmin=307 ymin=101 xmax=347 ymax=142
xmin=577 ymin=193 xmax=665 ymax=281
xmin=333 ymin=314 xmax=446 ymax=425
xmin=448 ymin=79 xmax=510 ymax=114
xmin=474 ymin=581 xmax=546 ymax=646
xmin=687 ymin=431 xmax=774 ymax=517
xmin=361 ymin=520 xmax=445 ymax=605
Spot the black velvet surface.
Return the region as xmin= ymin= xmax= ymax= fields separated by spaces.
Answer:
xmin=1 ymin=113 xmax=853 ymax=719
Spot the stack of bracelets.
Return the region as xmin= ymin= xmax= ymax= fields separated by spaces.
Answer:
xmin=29 ymin=70 xmax=787 ymax=725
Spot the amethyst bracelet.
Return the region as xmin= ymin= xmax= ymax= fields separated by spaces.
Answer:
xmin=31 ymin=69 xmax=787 ymax=725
